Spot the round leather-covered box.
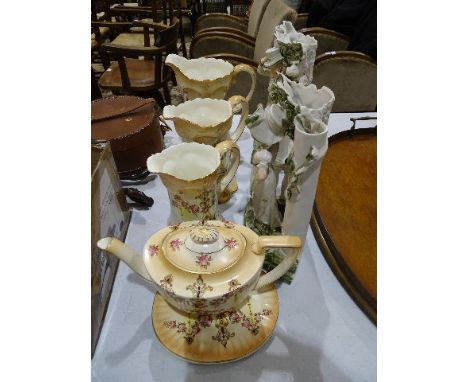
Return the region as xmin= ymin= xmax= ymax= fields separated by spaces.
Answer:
xmin=91 ymin=96 xmax=164 ymax=175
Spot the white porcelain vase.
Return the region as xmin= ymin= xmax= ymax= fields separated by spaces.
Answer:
xmin=281 ymin=115 xmax=328 ymax=240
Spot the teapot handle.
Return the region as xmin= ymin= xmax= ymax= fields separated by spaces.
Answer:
xmin=231 ymin=64 xmax=257 ymax=104
xmin=227 ymin=95 xmax=248 ymax=143
xmin=215 ymin=140 xmax=240 ymax=195
xmin=253 ymin=236 xmax=303 ymax=290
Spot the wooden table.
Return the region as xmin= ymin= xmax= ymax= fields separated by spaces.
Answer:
xmin=311 ymin=126 xmax=377 ymax=323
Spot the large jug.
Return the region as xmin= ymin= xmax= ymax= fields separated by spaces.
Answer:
xmin=165 ymin=54 xmax=256 ymax=103
xmin=162 ymin=96 xmax=248 ymax=146
xmin=147 ymin=141 xmax=240 ymax=224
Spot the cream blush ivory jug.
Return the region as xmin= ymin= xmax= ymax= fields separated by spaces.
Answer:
xmin=97 ymin=220 xmax=303 ymax=314
xmin=165 ymin=54 xmax=256 ymax=102
xmin=147 ymin=141 xmax=240 ymax=224
xmin=163 ymin=96 xmax=248 ymax=146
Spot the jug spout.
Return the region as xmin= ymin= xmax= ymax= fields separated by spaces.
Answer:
xmin=146 ymin=151 xmax=165 ymax=176
xmin=97 ymin=237 xmax=153 ymax=283
xmin=147 ymin=142 xmax=221 ymax=182
xmin=165 ymin=54 xmax=185 ymax=74
xmin=165 ymin=54 xmax=233 ymax=82
xmin=162 ymin=104 xmax=178 ymax=120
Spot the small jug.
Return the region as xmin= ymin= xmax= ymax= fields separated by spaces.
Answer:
xmin=163 ymin=96 xmax=248 ymax=146
xmin=165 ymin=54 xmax=256 ymax=103
xmin=147 ymin=141 xmax=240 ymax=224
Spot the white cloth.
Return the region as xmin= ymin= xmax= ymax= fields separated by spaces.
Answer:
xmin=91 ymin=112 xmax=377 ymax=382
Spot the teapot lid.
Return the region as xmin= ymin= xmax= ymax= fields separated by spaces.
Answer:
xmin=160 ymin=222 xmax=246 ymax=274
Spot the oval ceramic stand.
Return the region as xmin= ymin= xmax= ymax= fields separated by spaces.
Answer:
xmin=152 ymin=283 xmax=279 ymax=364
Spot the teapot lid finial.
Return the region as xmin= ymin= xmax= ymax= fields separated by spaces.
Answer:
xmin=189 ymin=226 xmax=219 ymax=244
xmin=160 ymin=221 xmax=245 ymax=274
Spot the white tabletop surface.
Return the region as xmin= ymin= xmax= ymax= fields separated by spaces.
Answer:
xmin=92 ymin=112 xmax=377 ymax=382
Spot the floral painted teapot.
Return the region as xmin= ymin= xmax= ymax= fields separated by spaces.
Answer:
xmin=97 ymin=220 xmax=302 ymax=314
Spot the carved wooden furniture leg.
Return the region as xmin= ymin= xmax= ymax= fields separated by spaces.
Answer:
xmin=162 ymin=82 xmax=171 ymax=105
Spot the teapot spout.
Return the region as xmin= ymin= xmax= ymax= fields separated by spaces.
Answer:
xmin=97 ymin=237 xmax=153 ymax=283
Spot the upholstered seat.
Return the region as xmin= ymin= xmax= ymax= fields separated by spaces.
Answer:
xmin=313 ymin=51 xmax=377 ymax=112
xmin=107 ymin=1 xmax=188 ymax=57
xmin=195 ymin=13 xmax=248 ymax=34
xmin=98 ymin=58 xmax=157 ymax=90
xmin=111 ymin=32 xmax=156 ymax=46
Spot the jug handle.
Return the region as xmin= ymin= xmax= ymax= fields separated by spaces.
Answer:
xmin=253 ymin=236 xmax=303 ymax=290
xmin=215 ymin=140 xmax=240 ymax=195
xmin=232 ymin=64 xmax=257 ymax=104
xmin=228 ymin=95 xmax=248 ymax=143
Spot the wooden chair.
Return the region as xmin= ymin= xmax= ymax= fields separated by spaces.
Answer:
xmin=91 ymin=0 xmax=111 ymax=52
xmin=105 ymin=0 xmax=188 ymax=57
xmin=91 ymin=21 xmax=135 ymax=69
xmin=313 ymin=51 xmax=376 ymax=112
xmin=91 ymin=3 xmax=123 ymax=72
xmin=194 ymin=0 xmax=271 ymax=40
xmin=190 ymin=0 xmax=297 ymax=109
xmin=98 ymin=20 xmax=179 ymax=108
xmin=300 ymin=27 xmax=350 ymax=56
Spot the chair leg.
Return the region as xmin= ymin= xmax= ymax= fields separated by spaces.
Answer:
xmin=170 ymin=71 xmax=177 ymax=85
xmin=99 ymin=49 xmax=111 ymax=69
xmin=190 ymin=14 xmax=197 ymax=37
xmin=162 ymin=83 xmax=171 ymax=105
xmin=179 ymin=21 xmax=188 ymax=58
xmin=91 ymin=68 xmax=102 ymax=100
xmin=154 ymin=89 xmax=166 ymax=109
